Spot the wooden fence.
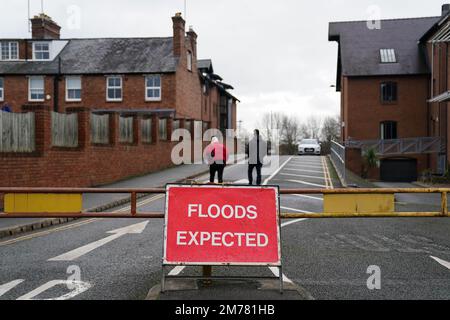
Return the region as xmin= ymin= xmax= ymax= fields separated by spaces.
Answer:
xmin=159 ymin=118 xmax=167 ymax=141
xmin=141 ymin=118 xmax=152 ymax=143
xmin=51 ymin=112 xmax=78 ymax=148
xmin=90 ymin=113 xmax=109 ymax=144
xmin=0 ymin=111 xmax=35 ymax=152
xmin=119 ymin=116 xmax=134 ymax=143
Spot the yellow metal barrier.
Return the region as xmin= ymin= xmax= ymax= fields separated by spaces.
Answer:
xmin=0 ymin=187 xmax=448 ymax=218
xmin=4 ymin=193 xmax=82 ymax=214
xmin=324 ymin=194 xmax=395 ymax=214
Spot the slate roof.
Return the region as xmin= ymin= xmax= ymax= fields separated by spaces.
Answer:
xmin=0 ymin=37 xmax=179 ymax=74
xmin=197 ymin=59 xmax=213 ymax=73
xmin=329 ymin=17 xmax=440 ymax=79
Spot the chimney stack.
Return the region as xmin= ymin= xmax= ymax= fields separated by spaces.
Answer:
xmin=30 ymin=14 xmax=61 ymax=39
xmin=442 ymin=4 xmax=450 ymax=17
xmin=172 ymin=12 xmax=185 ymax=57
xmin=187 ymin=26 xmax=198 ymax=58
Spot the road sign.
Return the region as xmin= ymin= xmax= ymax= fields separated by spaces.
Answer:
xmin=163 ymin=184 xmax=281 ymax=266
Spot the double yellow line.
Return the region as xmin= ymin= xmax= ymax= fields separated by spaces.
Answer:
xmin=321 ymin=156 xmax=334 ymax=189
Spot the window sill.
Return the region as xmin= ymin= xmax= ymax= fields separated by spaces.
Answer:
xmin=145 ymin=98 xmax=162 ymax=102
xmin=106 ymin=100 xmax=123 ymax=103
xmin=28 ymin=100 xmax=45 ymax=103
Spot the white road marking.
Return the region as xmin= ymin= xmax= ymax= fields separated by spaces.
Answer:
xmin=263 ymin=157 xmax=293 ymax=185
xmin=268 ymin=267 xmax=293 ymax=284
xmin=281 ymin=206 xmax=313 ymax=214
xmin=48 ymin=221 xmax=149 ymax=261
xmin=16 ymin=280 xmax=91 ymax=300
xmin=168 ymin=266 xmax=186 ymax=276
xmin=284 ymin=179 xmax=327 ymax=188
xmin=287 ymin=164 xmax=324 ymax=169
xmin=430 ymin=256 xmax=450 ymax=270
xmin=234 ymin=179 xmax=249 ymax=184
xmin=0 ymin=279 xmax=24 ymax=297
xmin=0 ymin=219 xmax=99 ymax=247
xmin=281 ymin=173 xmax=326 ymax=181
xmin=290 ymin=194 xmax=323 ymax=201
xmin=284 ymin=168 xmax=324 ymax=174
xmin=281 ymin=218 xmax=308 ymax=228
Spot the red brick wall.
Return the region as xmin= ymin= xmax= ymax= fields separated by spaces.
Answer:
xmin=342 ymin=75 xmax=429 ymax=141
xmin=0 ymin=106 xmax=176 ymax=192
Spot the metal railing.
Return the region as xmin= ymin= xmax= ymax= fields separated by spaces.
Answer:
xmin=330 ymin=140 xmax=346 ymax=187
xmin=345 ymin=137 xmax=444 ymax=156
xmin=0 ymin=187 xmax=449 ymax=218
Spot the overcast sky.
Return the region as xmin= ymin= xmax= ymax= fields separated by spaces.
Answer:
xmin=0 ymin=0 xmax=446 ymax=132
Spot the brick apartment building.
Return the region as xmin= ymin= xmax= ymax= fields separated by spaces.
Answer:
xmin=0 ymin=13 xmax=238 ymax=192
xmin=329 ymin=4 xmax=450 ymax=182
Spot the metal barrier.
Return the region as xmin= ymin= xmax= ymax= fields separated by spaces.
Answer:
xmin=0 ymin=187 xmax=449 ymax=218
xmin=330 ymin=140 xmax=346 ymax=186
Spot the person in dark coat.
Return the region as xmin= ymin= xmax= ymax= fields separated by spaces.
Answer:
xmin=246 ymin=129 xmax=267 ymax=185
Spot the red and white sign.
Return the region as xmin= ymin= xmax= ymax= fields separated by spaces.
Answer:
xmin=163 ymin=185 xmax=281 ymax=266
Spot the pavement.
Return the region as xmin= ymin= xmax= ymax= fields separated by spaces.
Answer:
xmin=0 ymin=163 xmax=210 ymax=238
xmin=0 ymin=155 xmax=449 ymax=300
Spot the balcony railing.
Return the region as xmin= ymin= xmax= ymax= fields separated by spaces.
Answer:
xmin=345 ymin=137 xmax=444 ymax=156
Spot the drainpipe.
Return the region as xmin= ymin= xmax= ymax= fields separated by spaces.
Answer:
xmin=53 ymin=57 xmax=61 ymax=113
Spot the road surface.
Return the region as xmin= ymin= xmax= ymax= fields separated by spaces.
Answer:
xmin=0 ymin=156 xmax=449 ymax=300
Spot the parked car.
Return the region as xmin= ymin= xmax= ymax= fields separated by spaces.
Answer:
xmin=298 ymin=139 xmax=321 ymax=155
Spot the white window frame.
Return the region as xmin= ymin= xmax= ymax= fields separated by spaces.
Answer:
xmin=187 ymin=51 xmax=193 ymax=71
xmin=0 ymin=78 xmax=4 ymax=102
xmin=33 ymin=42 xmax=51 ymax=61
xmin=1 ymin=42 xmax=19 ymax=61
xmin=65 ymin=76 xmax=82 ymax=102
xmin=145 ymin=75 xmax=161 ymax=101
xmin=28 ymin=76 xmax=45 ymax=102
xmin=106 ymin=76 xmax=123 ymax=102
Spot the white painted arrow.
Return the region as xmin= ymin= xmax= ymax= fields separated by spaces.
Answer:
xmin=48 ymin=221 xmax=149 ymax=262
xmin=430 ymin=256 xmax=450 ymax=270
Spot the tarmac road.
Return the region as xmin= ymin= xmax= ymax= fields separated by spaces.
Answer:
xmin=0 ymin=155 xmax=449 ymax=300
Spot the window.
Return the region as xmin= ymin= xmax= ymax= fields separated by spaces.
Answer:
xmin=187 ymin=51 xmax=193 ymax=71
xmin=66 ymin=76 xmax=82 ymax=101
xmin=28 ymin=76 xmax=45 ymax=101
xmin=380 ymin=49 xmax=397 ymax=63
xmin=1 ymin=42 xmax=18 ymax=60
xmin=33 ymin=42 xmax=50 ymax=60
xmin=106 ymin=76 xmax=122 ymax=101
xmin=0 ymin=78 xmax=3 ymax=101
xmin=145 ymin=75 xmax=161 ymax=101
xmin=380 ymin=121 xmax=397 ymax=140
xmin=381 ymin=82 xmax=397 ymax=103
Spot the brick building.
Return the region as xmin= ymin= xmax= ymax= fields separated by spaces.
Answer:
xmin=0 ymin=13 xmax=238 ymax=192
xmin=329 ymin=5 xmax=450 ymax=182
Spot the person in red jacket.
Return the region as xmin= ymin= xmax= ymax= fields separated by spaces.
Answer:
xmin=203 ymin=136 xmax=229 ymax=184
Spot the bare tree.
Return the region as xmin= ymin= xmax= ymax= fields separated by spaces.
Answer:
xmin=320 ymin=115 xmax=341 ymax=142
xmin=280 ymin=115 xmax=300 ymax=155
xmin=257 ymin=112 xmax=283 ymax=142
xmin=320 ymin=115 xmax=341 ymax=154
xmin=298 ymin=116 xmax=322 ymax=139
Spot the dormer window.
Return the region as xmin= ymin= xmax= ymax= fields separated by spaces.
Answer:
xmin=380 ymin=49 xmax=397 ymax=63
xmin=33 ymin=42 xmax=50 ymax=60
xmin=1 ymin=42 xmax=18 ymax=60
